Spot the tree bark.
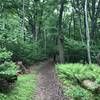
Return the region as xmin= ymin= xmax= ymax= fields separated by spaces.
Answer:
xmin=91 ymin=0 xmax=96 ymax=39
xmin=76 ymin=0 xmax=84 ymax=43
xmin=85 ymin=0 xmax=91 ymax=64
xmin=79 ymin=13 xmax=84 ymax=43
xmin=58 ymin=0 xmax=65 ymax=63
xmin=22 ymin=0 xmax=25 ymax=41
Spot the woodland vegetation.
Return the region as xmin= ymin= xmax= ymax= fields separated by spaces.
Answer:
xmin=0 ymin=0 xmax=100 ymax=100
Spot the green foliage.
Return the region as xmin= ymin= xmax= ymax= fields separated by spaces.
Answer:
xmin=57 ymin=64 xmax=100 ymax=83
xmin=56 ymin=64 xmax=100 ymax=100
xmin=0 ymin=48 xmax=18 ymax=92
xmin=0 ymin=62 xmax=18 ymax=75
xmin=64 ymin=86 xmax=93 ymax=100
xmin=6 ymin=41 xmax=47 ymax=66
xmin=46 ymin=39 xmax=58 ymax=57
xmin=64 ymin=38 xmax=87 ymax=63
xmin=64 ymin=38 xmax=86 ymax=50
xmin=0 ymin=48 xmax=12 ymax=63
xmin=64 ymin=37 xmax=100 ymax=63
xmin=0 ymin=14 xmax=20 ymax=47
xmin=0 ymin=74 xmax=36 ymax=100
xmin=0 ymin=48 xmax=17 ymax=75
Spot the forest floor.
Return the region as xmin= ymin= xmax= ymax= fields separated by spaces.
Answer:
xmin=34 ymin=60 xmax=66 ymax=100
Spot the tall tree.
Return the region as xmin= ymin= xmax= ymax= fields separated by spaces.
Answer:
xmin=58 ymin=0 xmax=65 ymax=63
xmin=22 ymin=0 xmax=25 ymax=41
xmin=85 ymin=0 xmax=91 ymax=64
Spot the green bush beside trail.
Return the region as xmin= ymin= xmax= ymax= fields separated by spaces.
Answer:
xmin=56 ymin=64 xmax=100 ymax=100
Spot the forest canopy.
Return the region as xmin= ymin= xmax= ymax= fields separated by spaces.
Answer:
xmin=0 ymin=0 xmax=100 ymax=64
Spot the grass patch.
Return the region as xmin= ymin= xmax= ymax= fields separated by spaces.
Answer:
xmin=0 ymin=74 xmax=36 ymax=100
xmin=56 ymin=63 xmax=100 ymax=100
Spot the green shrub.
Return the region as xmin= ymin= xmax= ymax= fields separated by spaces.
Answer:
xmin=6 ymin=41 xmax=47 ymax=66
xmin=56 ymin=64 xmax=100 ymax=82
xmin=56 ymin=64 xmax=100 ymax=100
xmin=64 ymin=86 xmax=93 ymax=100
xmin=0 ymin=62 xmax=18 ymax=75
xmin=64 ymin=38 xmax=100 ymax=63
xmin=0 ymin=48 xmax=18 ymax=92
xmin=0 ymin=48 xmax=12 ymax=64
xmin=64 ymin=38 xmax=87 ymax=63
xmin=0 ymin=48 xmax=17 ymax=75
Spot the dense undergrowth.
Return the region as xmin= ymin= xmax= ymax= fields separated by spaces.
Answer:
xmin=0 ymin=48 xmax=18 ymax=75
xmin=56 ymin=64 xmax=100 ymax=100
xmin=0 ymin=74 xmax=36 ymax=100
xmin=6 ymin=41 xmax=47 ymax=66
xmin=0 ymin=48 xmax=36 ymax=100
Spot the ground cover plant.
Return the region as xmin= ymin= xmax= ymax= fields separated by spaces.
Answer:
xmin=0 ymin=74 xmax=36 ymax=100
xmin=0 ymin=48 xmax=18 ymax=92
xmin=56 ymin=64 xmax=100 ymax=100
xmin=0 ymin=48 xmax=36 ymax=100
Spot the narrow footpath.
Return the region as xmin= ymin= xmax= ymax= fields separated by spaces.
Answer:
xmin=35 ymin=60 xmax=66 ymax=100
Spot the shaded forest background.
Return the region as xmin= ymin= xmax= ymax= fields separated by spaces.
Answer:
xmin=0 ymin=0 xmax=100 ymax=65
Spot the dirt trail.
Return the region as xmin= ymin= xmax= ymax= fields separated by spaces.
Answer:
xmin=35 ymin=60 xmax=66 ymax=100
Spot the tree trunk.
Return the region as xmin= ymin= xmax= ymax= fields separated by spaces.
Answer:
xmin=76 ymin=0 xmax=84 ymax=43
xmin=72 ymin=0 xmax=76 ymax=39
xmin=91 ymin=0 xmax=96 ymax=40
xmin=22 ymin=0 xmax=25 ymax=41
xmin=72 ymin=11 xmax=76 ymax=39
xmin=85 ymin=0 xmax=91 ymax=64
xmin=68 ymin=15 xmax=72 ymax=38
xmin=44 ymin=30 xmax=47 ymax=55
xmin=79 ymin=14 xmax=84 ymax=44
xmin=58 ymin=0 xmax=65 ymax=63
